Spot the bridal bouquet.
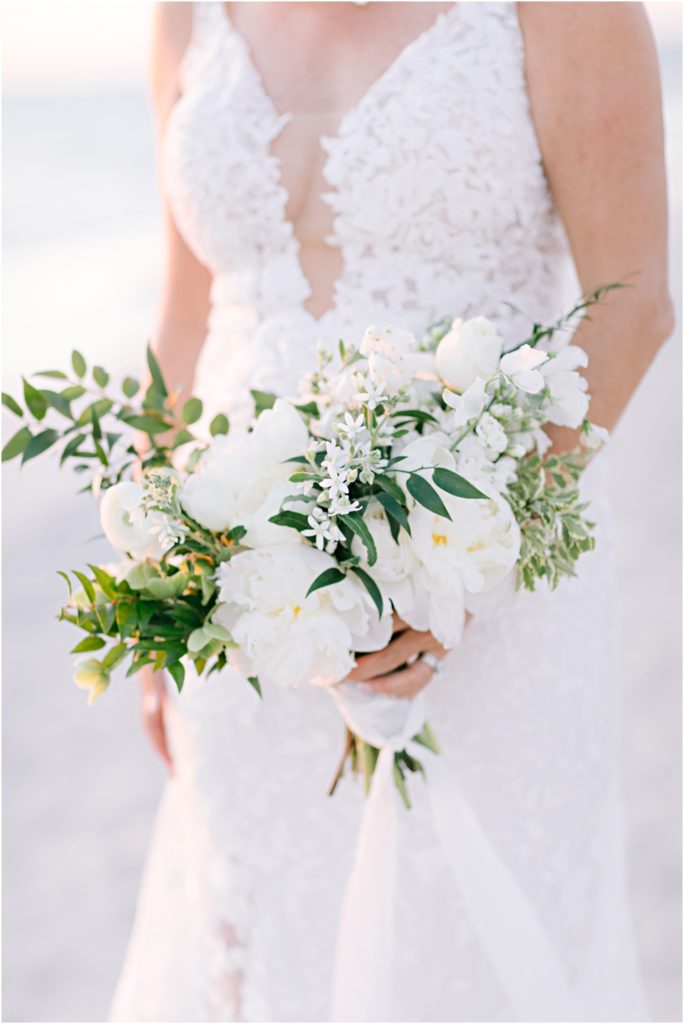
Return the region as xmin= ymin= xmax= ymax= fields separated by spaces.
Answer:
xmin=2 ymin=291 xmax=611 ymax=804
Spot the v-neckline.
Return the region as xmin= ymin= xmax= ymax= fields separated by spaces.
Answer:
xmin=220 ymin=2 xmax=459 ymax=144
xmin=217 ymin=2 xmax=460 ymax=324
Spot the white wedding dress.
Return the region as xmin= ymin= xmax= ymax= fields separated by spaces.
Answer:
xmin=110 ymin=3 xmax=649 ymax=1021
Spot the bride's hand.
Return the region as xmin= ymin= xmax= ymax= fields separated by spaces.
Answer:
xmin=140 ymin=665 xmax=174 ymax=772
xmin=345 ymin=614 xmax=448 ymax=699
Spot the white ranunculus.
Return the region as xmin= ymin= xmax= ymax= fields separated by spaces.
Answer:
xmin=214 ymin=544 xmax=392 ymax=689
xmin=435 ymin=316 xmax=503 ymax=393
xmin=100 ymin=482 xmax=165 ymax=560
xmin=179 ymin=399 xmax=309 ymax=546
xmin=499 ymin=344 xmax=549 ymax=394
xmin=541 ymin=346 xmax=590 ymax=428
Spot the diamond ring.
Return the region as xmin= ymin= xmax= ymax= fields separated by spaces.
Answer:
xmin=419 ymin=652 xmax=443 ymax=676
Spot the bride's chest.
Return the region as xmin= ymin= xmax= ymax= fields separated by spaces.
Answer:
xmin=162 ymin=1 xmax=554 ymax=276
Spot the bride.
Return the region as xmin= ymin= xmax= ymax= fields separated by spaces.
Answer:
xmin=110 ymin=2 xmax=672 ymax=1021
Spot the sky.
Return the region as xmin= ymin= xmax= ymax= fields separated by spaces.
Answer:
xmin=1 ymin=1 xmax=681 ymax=92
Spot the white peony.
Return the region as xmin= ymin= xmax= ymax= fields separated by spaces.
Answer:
xmin=395 ymin=437 xmax=520 ymax=646
xmin=179 ymin=399 xmax=309 ymax=546
xmin=100 ymin=482 xmax=165 ymax=560
xmin=214 ymin=544 xmax=392 ymax=689
xmin=541 ymin=345 xmax=590 ymax=428
xmin=359 ymin=323 xmax=434 ymax=395
xmin=499 ymin=344 xmax=549 ymax=394
xmin=435 ymin=316 xmax=503 ymax=393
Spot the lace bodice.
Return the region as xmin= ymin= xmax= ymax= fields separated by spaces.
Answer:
xmin=162 ymin=0 xmax=571 ymax=428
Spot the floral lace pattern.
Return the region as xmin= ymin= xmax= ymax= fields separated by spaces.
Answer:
xmin=110 ymin=4 xmax=648 ymax=1020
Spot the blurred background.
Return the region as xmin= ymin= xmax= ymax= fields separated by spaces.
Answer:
xmin=1 ymin=2 xmax=682 ymax=1021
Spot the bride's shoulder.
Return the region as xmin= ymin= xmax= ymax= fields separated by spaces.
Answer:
xmin=517 ymin=2 xmax=656 ymax=76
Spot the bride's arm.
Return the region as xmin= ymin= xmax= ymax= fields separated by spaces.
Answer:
xmin=139 ymin=4 xmax=212 ymax=769
xmin=519 ymin=1 xmax=674 ymax=452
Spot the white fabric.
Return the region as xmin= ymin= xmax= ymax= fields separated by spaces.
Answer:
xmin=110 ymin=3 xmax=650 ymax=1021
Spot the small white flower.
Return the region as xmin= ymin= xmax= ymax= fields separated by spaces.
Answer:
xmin=303 ymin=507 xmax=344 ymax=553
xmin=354 ymin=373 xmax=388 ymax=410
xmin=476 ymin=413 xmax=508 ymax=454
xmin=336 ymin=411 xmax=366 ymax=438
xmin=499 ymin=345 xmax=549 ymax=394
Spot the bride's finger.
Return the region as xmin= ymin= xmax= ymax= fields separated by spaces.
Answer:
xmin=364 ymin=659 xmax=434 ymax=700
xmin=348 ymin=629 xmax=433 ymax=681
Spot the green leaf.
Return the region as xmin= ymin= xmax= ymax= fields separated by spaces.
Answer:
xmin=22 ymin=428 xmax=60 ymax=464
xmin=407 ymin=474 xmax=451 ymax=520
xmin=209 ymin=413 xmax=229 ymax=437
xmin=122 ymin=376 xmax=139 ymax=399
xmin=374 ymin=474 xmax=406 ymax=503
xmin=72 ymin=570 xmax=96 ymax=605
xmin=146 ymin=346 xmax=168 ymax=398
xmin=167 ymin=660 xmax=185 ymax=692
xmin=57 ymin=570 xmax=72 ymax=596
xmin=35 ymin=369 xmax=68 ymax=380
xmin=93 ymin=365 xmax=109 ymax=388
xmin=375 ymin=491 xmax=411 ymax=536
xmin=143 ymin=574 xmax=187 ymax=600
xmin=251 ymin=389 xmax=277 ymax=414
xmin=71 ymin=350 xmax=87 ymax=378
xmin=102 ymin=642 xmax=128 ymax=671
xmin=306 ymin=566 xmax=346 ymax=598
xmin=1 ymin=426 xmax=32 ymax=462
xmin=71 ymin=635 xmax=106 ymax=654
xmin=182 ymin=397 xmax=203 ymax=425
xmin=88 ymin=564 xmax=119 ymax=600
xmin=41 ymin=389 xmax=73 ymax=418
xmin=120 ymin=414 xmax=173 ymax=435
xmin=2 ymin=392 xmax=23 ymax=416
xmin=345 ymin=512 xmax=378 ymax=566
xmin=432 ymin=467 xmax=487 ymax=500
xmin=22 ymin=379 xmax=47 ymax=420
xmin=247 ymin=675 xmax=263 ymax=698
xmin=294 ymin=400 xmax=319 ymax=417
xmin=60 ymin=433 xmax=87 ymax=463
xmin=172 ymin=428 xmax=194 ymax=449
xmin=61 ymin=384 xmax=86 ymax=401
xmin=350 ymin=566 xmax=384 ymax=618
xmin=268 ymin=509 xmax=310 ymax=532
xmin=392 ymin=757 xmax=412 ymax=810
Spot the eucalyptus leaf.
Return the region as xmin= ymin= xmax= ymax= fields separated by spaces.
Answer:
xmin=71 ymin=350 xmax=87 ymax=378
xmin=22 ymin=429 xmax=60 ymax=464
xmin=209 ymin=413 xmax=229 ymax=436
xmin=22 ymin=379 xmax=47 ymax=420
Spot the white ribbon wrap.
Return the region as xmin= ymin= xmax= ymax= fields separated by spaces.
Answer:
xmin=329 ymin=682 xmax=585 ymax=1022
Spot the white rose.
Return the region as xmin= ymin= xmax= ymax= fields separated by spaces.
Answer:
xmin=214 ymin=545 xmax=392 ymax=689
xmin=100 ymin=482 xmax=165 ymax=560
xmin=541 ymin=346 xmax=590 ymax=428
xmin=250 ymin=397 xmax=310 ymax=464
xmin=435 ymin=316 xmax=503 ymax=393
